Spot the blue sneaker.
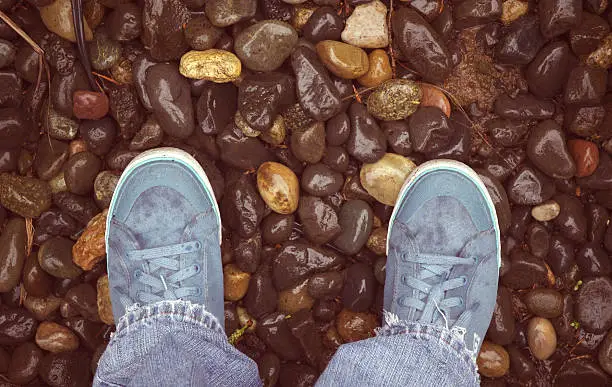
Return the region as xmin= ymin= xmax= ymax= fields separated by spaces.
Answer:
xmin=105 ymin=148 xmax=223 ymax=324
xmin=385 ymin=160 xmax=501 ymax=353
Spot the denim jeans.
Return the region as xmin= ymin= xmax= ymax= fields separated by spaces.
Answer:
xmin=94 ymin=300 xmax=480 ymax=387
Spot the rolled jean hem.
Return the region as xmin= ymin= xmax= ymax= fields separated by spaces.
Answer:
xmin=376 ymin=318 xmax=479 ymax=384
xmin=113 ymin=300 xmax=224 ymax=338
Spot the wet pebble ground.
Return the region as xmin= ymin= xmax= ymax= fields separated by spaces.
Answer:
xmin=0 ymin=0 xmax=611 ymax=385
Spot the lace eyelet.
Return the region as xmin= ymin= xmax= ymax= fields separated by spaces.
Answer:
xmin=193 ymin=264 xmax=200 ymax=273
xmin=134 ymin=270 xmax=142 ymax=279
xmin=194 ymin=241 xmax=201 ymax=249
xmin=458 ymin=298 xmax=464 ymax=307
xmin=401 ymin=274 xmax=408 ymax=285
xmin=460 ymin=276 xmax=467 ymax=285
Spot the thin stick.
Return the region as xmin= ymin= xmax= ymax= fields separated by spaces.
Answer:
xmin=0 ymin=10 xmax=52 ymax=133
xmin=92 ymin=71 xmax=120 ymax=85
xmin=71 ymin=0 xmax=100 ymax=91
xmin=387 ymin=0 xmax=396 ymax=78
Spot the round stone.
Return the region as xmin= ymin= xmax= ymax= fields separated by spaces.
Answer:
xmin=360 ymin=153 xmax=416 ymax=206
xmin=315 ymin=40 xmax=369 ymax=79
xmin=234 ymin=20 xmax=298 ymax=72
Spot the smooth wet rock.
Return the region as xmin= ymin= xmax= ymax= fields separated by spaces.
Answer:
xmin=257 ymin=162 xmax=300 ymax=215
xmin=494 ymin=93 xmax=555 ymax=121
xmin=93 ymin=171 xmax=118 ymax=209
xmin=347 ymin=102 xmax=386 ymax=163
xmin=291 ymin=122 xmax=326 ymax=164
xmin=8 ymin=342 xmax=43 ymax=384
xmin=239 ymin=73 xmax=294 ymax=132
xmin=575 ymin=276 xmax=612 ymax=334
xmin=38 ymin=237 xmax=83 ymax=279
xmin=576 ymin=243 xmax=611 ymax=276
xmin=502 ymin=249 xmax=548 ymax=289
xmin=527 ymin=120 xmax=576 ymax=179
xmin=0 ymin=218 xmax=26 ymax=292
xmin=524 ymin=289 xmax=563 ymax=318
xmin=261 ymin=213 xmax=294 ymax=245
xmin=64 ymin=152 xmax=102 ymax=195
xmin=80 ymin=118 xmax=118 ymax=158
xmin=72 ymin=91 xmax=109 ymax=120
xmin=578 ymin=152 xmax=612 ymax=190
xmin=179 ymin=50 xmax=241 ymax=82
xmin=38 ymin=351 xmax=91 ymax=387
xmin=224 ymin=264 xmax=250 ymax=301
xmin=205 ymin=0 xmax=257 ymax=27
xmin=569 ymin=12 xmax=609 ymax=56
xmin=222 ymin=176 xmax=264 ymax=238
xmin=235 ymin=21 xmax=298 ymax=72
xmin=244 ymin=267 xmax=277 ymax=318
xmin=342 ymin=263 xmax=375 ymax=312
xmin=527 ymin=317 xmax=557 ymax=360
xmin=196 ymin=83 xmax=237 ymax=136
xmin=487 ymin=286 xmax=515 ymax=345
xmin=357 ymin=49 xmax=392 ymax=88
xmin=506 ymin=165 xmax=555 ymax=205
xmin=316 ymin=40 xmax=369 ymax=79
xmin=107 ymin=85 xmax=145 ymax=140
xmin=142 ymin=0 xmax=190 ymax=61
xmin=308 ymin=271 xmax=344 ymax=300
xmin=184 ymin=16 xmax=222 ymax=50
xmin=565 ymin=105 xmax=605 ymax=137
xmin=553 ymin=194 xmax=587 ymax=243
xmin=0 ymin=108 xmax=29 ymax=149
xmin=333 ymin=200 xmax=374 ymax=255
xmin=496 ymin=15 xmax=546 ymax=65
xmin=477 ymin=340 xmax=510 ymax=378
xmin=145 ymin=63 xmax=195 ymax=139
xmin=554 ymin=357 xmax=611 ymax=386
xmin=73 ymin=210 xmax=107 ymax=271
xmin=568 ymin=139 xmax=599 ymax=177
xmin=302 ymin=162 xmax=343 ymax=196
xmin=336 ymin=308 xmax=377 ymax=342
xmin=367 ymin=79 xmax=421 ymax=121
xmin=34 ymin=138 xmax=69 ymax=181
xmin=303 ymin=7 xmax=344 ymax=43
xmin=393 ymin=7 xmax=451 ymax=82
xmin=278 ymin=279 xmax=314 ymax=314
xmin=298 ymin=196 xmax=341 ymax=245
xmin=256 ymin=312 xmax=302 ymax=361
xmin=273 ymin=241 xmax=344 ymax=290
xmin=217 ymin=124 xmax=273 ymax=170
xmin=130 ymin=117 xmax=163 ymax=150
xmin=89 ymin=32 xmax=122 ymax=71
xmin=0 ymin=308 xmax=37 ymax=344
xmin=341 ymin=0 xmax=389 ymax=48
xmin=539 ymin=0 xmax=583 ymax=39
xmin=453 ymin=0 xmax=501 ymax=28
xmin=564 ymin=65 xmax=607 ymax=105
xmin=526 ymin=41 xmax=573 ymax=98
xmin=409 ymin=106 xmax=453 ymax=155
xmin=39 ymin=0 xmax=93 ymax=43
xmin=35 ymin=322 xmax=79 ymax=353
xmin=291 ymin=46 xmax=342 ymax=122
xmin=532 ymin=200 xmax=561 ymax=222
xmin=0 ymin=174 xmax=52 ymax=218
xmin=599 ymin=330 xmax=612 ymax=375
xmin=477 ymin=170 xmax=512 ymax=233
xmin=360 ymin=153 xmax=416 ymax=206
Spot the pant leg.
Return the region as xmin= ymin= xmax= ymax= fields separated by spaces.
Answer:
xmin=316 ymin=317 xmax=480 ymax=387
xmin=94 ymin=300 xmax=261 ymax=387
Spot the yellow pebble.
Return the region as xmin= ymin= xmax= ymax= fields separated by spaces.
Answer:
xmin=179 ymin=50 xmax=242 ymax=83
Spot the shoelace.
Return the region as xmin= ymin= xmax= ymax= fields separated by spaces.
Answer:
xmin=398 ymin=253 xmax=476 ymax=328
xmin=119 ymin=240 xmax=203 ymax=308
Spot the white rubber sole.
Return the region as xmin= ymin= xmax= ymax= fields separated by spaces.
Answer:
xmin=106 ymin=147 xmax=223 ymax=243
xmin=386 ymin=159 xmax=502 ymax=268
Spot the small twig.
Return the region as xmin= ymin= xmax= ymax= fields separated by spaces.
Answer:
xmin=387 ymin=0 xmax=396 ymax=78
xmin=92 ymin=71 xmax=120 ymax=85
xmin=352 ymin=85 xmax=362 ymax=103
xmin=25 ymin=218 xmax=34 ymax=256
xmin=341 ymin=85 xmax=377 ymax=102
xmin=71 ymin=0 xmax=100 ymax=91
xmin=0 ymin=10 xmax=52 ymax=131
